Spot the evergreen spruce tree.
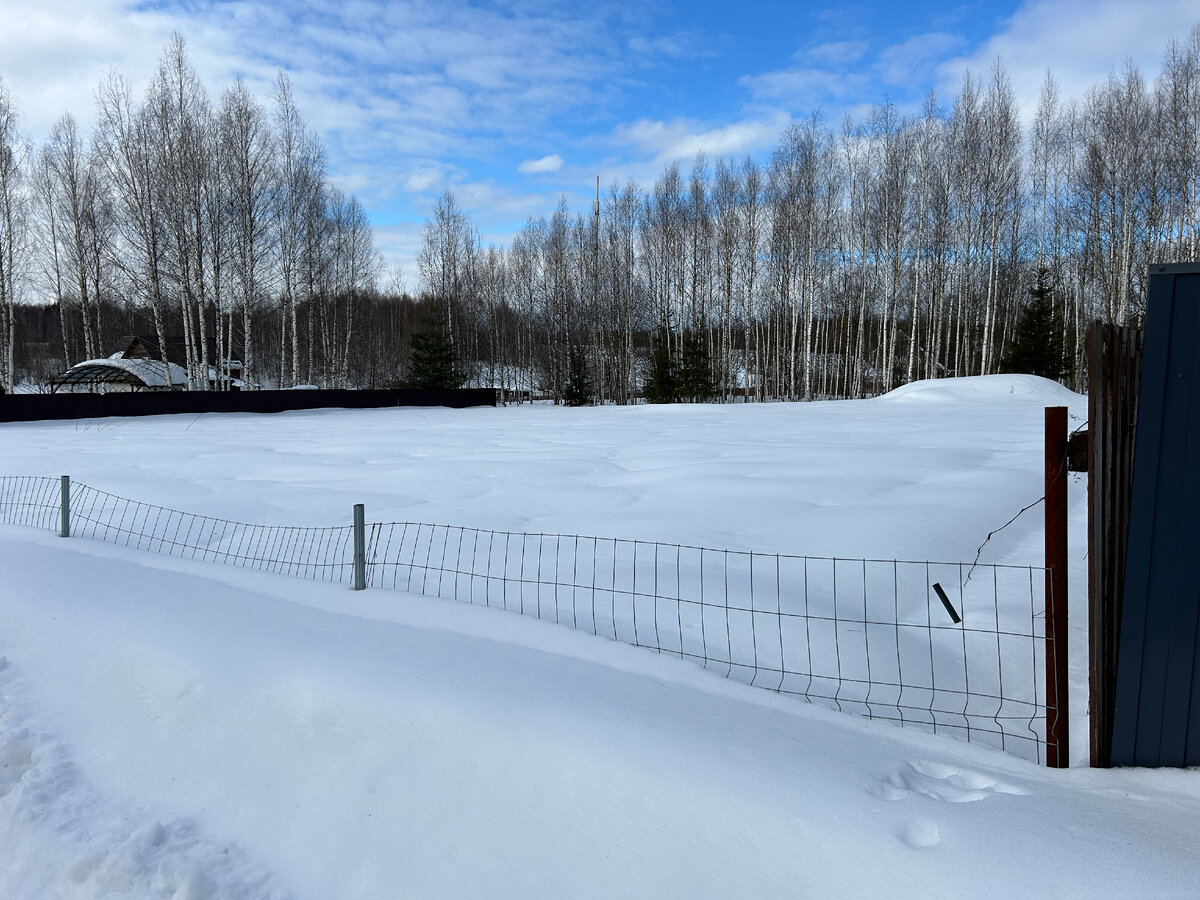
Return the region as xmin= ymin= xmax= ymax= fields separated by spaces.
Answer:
xmin=643 ymin=329 xmax=678 ymax=403
xmin=999 ymin=267 xmax=1074 ymax=382
xmin=404 ymin=313 xmax=466 ymax=389
xmin=678 ymin=332 xmax=716 ymax=402
xmin=563 ymin=344 xmax=595 ymax=406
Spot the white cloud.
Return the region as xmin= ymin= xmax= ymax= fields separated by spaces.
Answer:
xmin=738 ymin=65 xmax=871 ymax=106
xmin=876 ymin=32 xmax=964 ymax=87
xmin=518 ymin=154 xmax=564 ymax=174
xmin=328 ymin=171 xmax=374 ymax=196
xmin=404 ymin=167 xmax=444 ymax=192
xmin=628 ymin=35 xmax=682 ymax=57
xmin=0 ymin=1 xmax=167 ymax=137
xmin=937 ymin=0 xmax=1200 ymax=118
xmin=0 ymin=0 xmax=299 ymax=143
xmin=801 ymin=40 xmax=870 ymax=66
xmin=451 ymin=180 xmax=553 ymax=221
xmin=371 ymin=220 xmax=426 ymax=286
xmin=611 ymin=112 xmax=792 ymax=165
xmin=30 ymin=0 xmax=1178 ymax=277
xmin=372 ymin=178 xmax=565 ymax=284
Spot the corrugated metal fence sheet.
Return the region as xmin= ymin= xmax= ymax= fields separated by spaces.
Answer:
xmin=1112 ymin=263 xmax=1200 ymax=767
xmin=1087 ymin=322 xmax=1142 ymax=767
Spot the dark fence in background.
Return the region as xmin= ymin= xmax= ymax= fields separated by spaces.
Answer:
xmin=0 ymin=475 xmax=1054 ymax=763
xmin=0 ymin=388 xmax=497 ymax=423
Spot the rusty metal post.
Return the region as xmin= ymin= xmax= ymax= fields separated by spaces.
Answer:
xmin=1046 ymin=406 xmax=1070 ymax=767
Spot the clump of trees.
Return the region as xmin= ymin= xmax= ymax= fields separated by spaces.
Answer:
xmin=401 ymin=311 xmax=466 ymax=390
xmin=0 ymin=35 xmax=381 ymax=394
xmin=563 ymin=344 xmax=595 ymax=406
xmin=999 ymin=267 xmax=1073 ymax=381
xmin=5 ymin=26 xmax=1200 ymax=401
xmin=642 ymin=329 xmax=715 ymax=403
xmin=406 ymin=26 xmax=1200 ymax=403
xmin=643 ymin=330 xmax=677 ymax=403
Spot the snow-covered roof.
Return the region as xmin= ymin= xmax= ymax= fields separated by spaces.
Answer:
xmin=206 ymin=366 xmax=246 ymax=388
xmin=55 ymin=357 xmax=189 ymax=391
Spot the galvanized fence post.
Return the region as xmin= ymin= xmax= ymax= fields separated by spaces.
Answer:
xmin=353 ymin=503 xmax=366 ymax=590
xmin=59 ymin=474 xmax=70 ymax=538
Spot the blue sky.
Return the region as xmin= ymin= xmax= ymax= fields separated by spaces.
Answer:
xmin=3 ymin=0 xmax=1199 ymax=282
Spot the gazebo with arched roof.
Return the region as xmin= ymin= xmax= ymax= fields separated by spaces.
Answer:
xmin=52 ymin=354 xmax=188 ymax=393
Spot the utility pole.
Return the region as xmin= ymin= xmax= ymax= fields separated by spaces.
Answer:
xmin=593 ymin=175 xmax=602 ymax=403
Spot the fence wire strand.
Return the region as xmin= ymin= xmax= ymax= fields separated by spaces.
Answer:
xmin=0 ymin=475 xmax=60 ymax=531
xmin=362 ymin=520 xmax=1051 ymax=762
xmin=2 ymin=476 xmax=353 ymax=583
xmin=0 ymin=476 xmax=1053 ymax=762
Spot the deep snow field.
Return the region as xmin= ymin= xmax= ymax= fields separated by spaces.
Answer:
xmin=1 ymin=374 xmax=1199 ymax=898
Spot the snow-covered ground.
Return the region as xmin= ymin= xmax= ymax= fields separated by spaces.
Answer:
xmin=1 ymin=375 xmax=1198 ymax=898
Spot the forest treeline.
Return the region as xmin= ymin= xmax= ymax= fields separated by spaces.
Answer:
xmin=0 ymin=35 xmax=380 ymax=394
xmin=3 ymin=28 xmax=1200 ymax=399
xmin=439 ymin=26 xmax=1200 ymax=402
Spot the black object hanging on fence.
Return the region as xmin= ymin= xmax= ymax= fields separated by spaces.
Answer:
xmin=931 ymin=583 xmax=961 ymax=624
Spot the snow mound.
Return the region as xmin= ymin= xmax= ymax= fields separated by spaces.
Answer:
xmin=0 ymin=656 xmax=288 ymax=900
xmin=876 ymin=374 xmax=1082 ymax=406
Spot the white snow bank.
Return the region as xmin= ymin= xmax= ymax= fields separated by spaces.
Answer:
xmin=877 ymin=374 xmax=1081 ymax=406
xmin=0 ymin=651 xmax=288 ymax=899
xmin=2 ymin=528 xmax=1200 ymax=898
xmin=0 ymin=378 xmax=1088 ymax=562
xmin=2 ymin=379 xmax=1191 ymax=898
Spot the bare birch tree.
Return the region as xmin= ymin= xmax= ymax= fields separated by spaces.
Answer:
xmin=0 ymin=77 xmax=28 ymax=392
xmin=219 ymin=79 xmax=276 ymax=389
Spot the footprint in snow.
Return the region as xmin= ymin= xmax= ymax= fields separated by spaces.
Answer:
xmin=872 ymin=759 xmax=1027 ymax=803
xmin=0 ymin=728 xmax=36 ymax=796
xmin=898 ymin=817 xmax=941 ymax=849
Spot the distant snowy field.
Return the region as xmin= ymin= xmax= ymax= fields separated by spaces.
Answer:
xmin=2 ymin=375 xmax=1199 ymax=898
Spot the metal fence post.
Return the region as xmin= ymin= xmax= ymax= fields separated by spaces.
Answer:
xmin=353 ymin=503 xmax=366 ymax=590
xmin=59 ymin=474 xmax=70 ymax=538
xmin=1046 ymin=406 xmax=1070 ymax=767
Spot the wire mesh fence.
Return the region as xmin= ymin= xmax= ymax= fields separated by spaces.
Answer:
xmin=0 ymin=475 xmax=61 ymax=531
xmin=365 ymin=522 xmax=1052 ymax=761
xmin=0 ymin=475 xmax=354 ymax=582
xmin=0 ymin=476 xmax=1055 ymax=762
